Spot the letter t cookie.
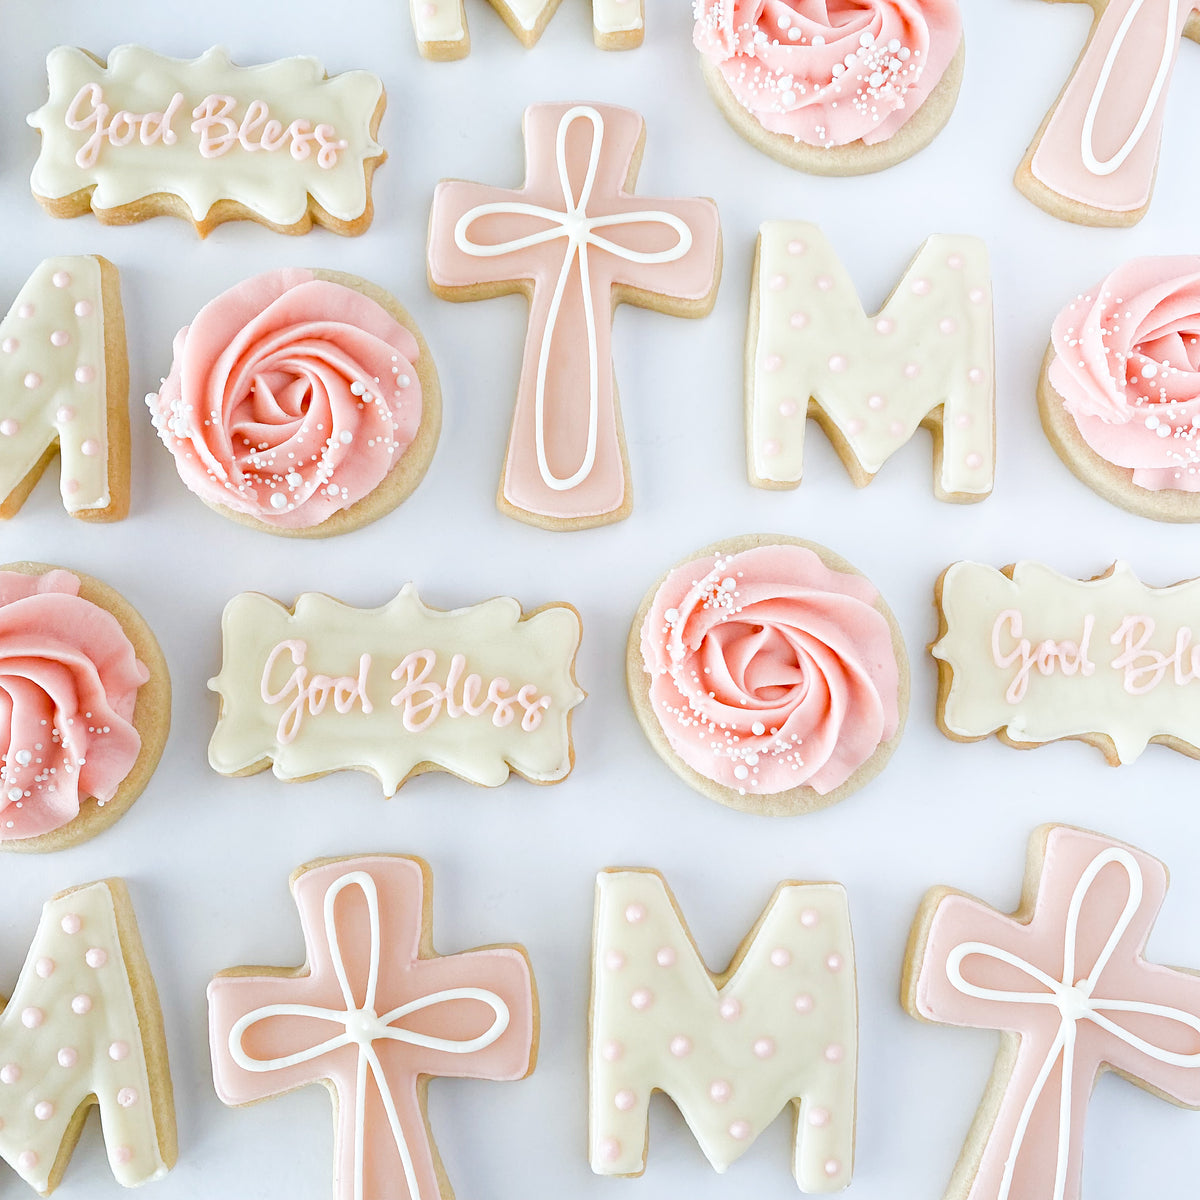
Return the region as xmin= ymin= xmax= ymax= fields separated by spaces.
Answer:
xmin=428 ymin=103 xmax=721 ymax=531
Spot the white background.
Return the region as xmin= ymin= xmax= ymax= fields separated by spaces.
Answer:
xmin=3 ymin=1 xmax=1200 ymax=1198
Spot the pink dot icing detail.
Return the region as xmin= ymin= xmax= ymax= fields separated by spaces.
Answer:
xmin=669 ymin=1035 xmax=692 ymax=1058
xmin=763 ymin=355 xmax=782 ymax=373
xmin=729 ymin=1120 xmax=752 ymax=1141
xmin=956 ymin=413 xmax=973 ymax=429
xmin=22 ymin=1008 xmax=44 ymax=1029
xmin=876 ymin=317 xmax=895 ymax=335
xmin=889 ymin=420 xmax=906 ymax=437
xmin=34 ymin=1101 xmax=54 ymax=1121
xmin=75 ymin=300 xmax=93 ymax=318
xmin=601 ymin=1040 xmax=623 ymax=1062
xmin=50 ymin=330 xmax=70 ymax=347
xmin=23 ymin=373 xmax=40 ymax=390
xmin=86 ymin=948 xmax=108 ymax=968
xmin=81 ymin=439 xmax=101 ymax=457
xmin=624 ymin=903 xmax=645 ymax=924
xmin=762 ymin=439 xmax=781 ymax=458
xmin=71 ymin=994 xmax=92 ymax=1015
xmin=969 ymin=288 xmax=985 ymax=304
xmin=770 ymin=947 xmax=792 ymax=967
xmin=769 ymin=274 xmax=788 ymax=291
xmin=709 ymin=1080 xmax=731 ymax=1103
xmin=57 ymin=1047 xmax=78 ymax=1069
xmin=868 ymin=394 xmax=885 ymax=410
xmin=947 ymin=254 xmax=965 ymax=270
xmin=75 ymin=365 xmax=95 ymax=384
xmin=630 ymin=988 xmax=653 ymax=1011
xmin=789 ymin=311 xmax=809 ymax=329
xmin=614 ymin=1089 xmax=636 ymax=1112
xmin=965 ymin=452 xmax=983 ymax=470
xmin=828 ymin=355 xmax=847 ymax=373
xmin=968 ymin=367 xmax=985 ymax=384
xmin=56 ymin=406 xmax=74 ymax=424
xmin=35 ymin=958 xmax=54 ymax=979
xmin=753 ymin=1037 xmax=776 ymax=1059
xmin=846 ymin=418 xmax=864 ymax=436
xmin=598 ymin=1137 xmax=621 ymax=1163
xmin=816 ymin=275 xmax=834 ymax=292
xmin=904 ymin=363 xmax=921 ymax=379
xmin=117 ymin=1088 xmax=138 ymax=1108
xmin=1 ymin=338 xmax=16 ymax=353
xmin=779 ymin=399 xmax=798 ymax=417
xmin=800 ymin=910 xmax=820 ymax=928
xmin=18 ymin=304 xmax=34 ymax=319
xmin=795 ymin=993 xmax=814 ymax=1013
xmin=787 ymin=240 xmax=806 ymax=255
xmin=808 ymin=1107 xmax=830 ymax=1128
xmin=605 ymin=950 xmax=625 ymax=971
xmin=52 ymin=272 xmax=71 ymax=289
xmin=113 ymin=1146 xmax=133 ymax=1166
xmin=939 ymin=318 xmax=957 ymax=334
xmin=17 ymin=1151 xmax=37 ymax=1171
xmin=719 ymin=997 xmax=741 ymax=1021
xmin=911 ymin=279 xmax=931 ymax=296
xmin=61 ymin=914 xmax=82 ymax=935
xmin=109 ymin=1041 xmax=130 ymax=1062
xmin=64 ymin=478 xmax=80 ymax=494
xmin=656 ymin=947 xmax=676 ymax=967
xmin=825 ymin=1159 xmax=841 ymax=1178
xmin=826 ymin=953 xmax=844 ymax=973
xmin=824 ymin=1043 xmax=844 ymax=1063
xmin=0 ymin=420 xmax=19 ymax=437
xmin=0 ymin=1064 xmax=20 ymax=1084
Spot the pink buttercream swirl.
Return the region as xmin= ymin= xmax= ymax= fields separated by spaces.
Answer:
xmin=0 ymin=570 xmax=147 ymax=842
xmin=641 ymin=545 xmax=900 ymax=796
xmin=1049 ymin=257 xmax=1200 ymax=492
xmin=148 ymin=269 xmax=423 ymax=529
xmin=693 ymin=0 xmax=962 ymax=148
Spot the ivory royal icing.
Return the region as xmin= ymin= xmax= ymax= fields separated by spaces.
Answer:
xmin=749 ymin=222 xmax=994 ymax=500
xmin=932 ymin=559 xmax=1200 ymax=764
xmin=28 ymin=46 xmax=384 ymax=232
xmin=1024 ymin=0 xmax=1200 ymax=221
xmin=428 ymin=103 xmax=721 ymax=529
xmin=208 ymin=583 xmax=584 ymax=792
xmin=0 ymin=256 xmax=117 ymax=518
xmin=209 ymin=856 xmax=536 ymax=1200
xmin=1047 ymin=256 xmax=1200 ymax=490
xmin=909 ymin=825 xmax=1200 ymax=1200
xmin=0 ymin=569 xmax=148 ymax=844
xmin=693 ymin=0 xmax=963 ymax=148
xmin=590 ymin=869 xmax=857 ymax=1191
xmin=411 ymin=0 xmax=644 ymax=57
xmin=0 ymin=879 xmax=175 ymax=1192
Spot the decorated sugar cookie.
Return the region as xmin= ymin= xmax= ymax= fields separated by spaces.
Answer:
xmin=903 ymin=824 xmax=1200 ymax=1200
xmin=933 ymin=559 xmax=1200 ymax=766
xmin=28 ymin=46 xmax=385 ymax=237
xmin=412 ymin=0 xmax=644 ymax=59
xmin=146 ymin=269 xmax=440 ymax=537
xmin=693 ymin=0 xmax=966 ymax=173
xmin=0 ymin=563 xmax=169 ymax=853
xmin=590 ymin=868 xmax=857 ymax=1191
xmin=748 ymin=222 xmax=995 ymax=501
xmin=1017 ymin=1 xmax=1200 ymax=226
xmin=209 ymin=855 xmax=537 ymax=1200
xmin=0 ymin=877 xmax=177 ymax=1194
xmin=0 ymin=256 xmax=128 ymax=522
xmin=428 ymin=102 xmax=722 ymax=531
xmin=1040 ymin=257 xmax=1200 ymax=520
xmin=208 ymin=583 xmax=584 ymax=792
xmin=628 ymin=535 xmax=907 ymax=816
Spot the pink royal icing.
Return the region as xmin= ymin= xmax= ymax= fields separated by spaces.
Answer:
xmin=1049 ymin=257 xmax=1200 ymax=491
xmin=147 ymin=269 xmax=423 ymax=529
xmin=640 ymin=544 xmax=900 ymax=796
xmin=0 ymin=570 xmax=147 ymax=842
xmin=693 ymin=0 xmax=962 ymax=148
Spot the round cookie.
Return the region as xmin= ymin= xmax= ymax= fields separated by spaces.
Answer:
xmin=627 ymin=534 xmax=908 ymax=816
xmin=1039 ymin=256 xmax=1200 ymax=522
xmin=147 ymin=269 xmax=440 ymax=538
xmin=693 ymin=2 xmax=965 ymax=175
xmin=0 ymin=561 xmax=170 ymax=853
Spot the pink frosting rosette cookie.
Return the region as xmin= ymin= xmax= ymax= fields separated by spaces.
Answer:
xmin=628 ymin=535 xmax=907 ymax=815
xmin=0 ymin=563 xmax=170 ymax=852
xmin=148 ymin=268 xmax=441 ymax=537
xmin=1040 ymin=257 xmax=1200 ymax=523
xmin=693 ymin=0 xmax=965 ymax=173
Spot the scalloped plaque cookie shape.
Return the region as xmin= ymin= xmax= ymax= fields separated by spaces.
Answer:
xmin=28 ymin=46 xmax=386 ymax=237
xmin=933 ymin=560 xmax=1200 ymax=765
xmin=208 ymin=583 xmax=585 ymax=793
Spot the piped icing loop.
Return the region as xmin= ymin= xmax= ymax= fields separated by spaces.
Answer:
xmin=147 ymin=269 xmax=423 ymax=529
xmin=640 ymin=544 xmax=900 ymax=797
xmin=1049 ymin=257 xmax=1200 ymax=490
xmin=0 ymin=569 xmax=146 ymax=843
xmin=693 ymin=0 xmax=962 ymax=147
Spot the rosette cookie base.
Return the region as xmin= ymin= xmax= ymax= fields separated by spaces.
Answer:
xmin=149 ymin=270 xmax=441 ymax=538
xmin=0 ymin=563 xmax=170 ymax=854
xmin=628 ymin=535 xmax=908 ymax=816
xmin=698 ymin=39 xmax=964 ymax=176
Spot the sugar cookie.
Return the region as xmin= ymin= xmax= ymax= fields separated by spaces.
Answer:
xmin=209 ymin=855 xmax=537 ymax=1200
xmin=903 ymin=824 xmax=1200 ymax=1200
xmin=1016 ymin=1 xmax=1200 ymax=226
xmin=0 ymin=563 xmax=169 ymax=853
xmin=0 ymin=877 xmax=177 ymax=1194
xmin=1040 ymin=256 xmax=1200 ymax=520
xmin=628 ymin=535 xmax=907 ymax=816
xmin=147 ymin=269 xmax=440 ymax=537
xmin=747 ymin=222 xmax=994 ymax=501
xmin=933 ymin=559 xmax=1200 ymax=766
xmin=208 ymin=583 xmax=584 ymax=792
xmin=0 ymin=255 xmax=128 ymax=522
xmin=693 ymin=1 xmax=965 ymax=173
xmin=590 ymin=868 xmax=857 ymax=1190
xmin=428 ymin=102 xmax=721 ymax=530
xmin=29 ymin=46 xmax=385 ymax=237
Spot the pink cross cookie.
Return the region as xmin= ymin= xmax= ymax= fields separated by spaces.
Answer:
xmin=906 ymin=825 xmax=1200 ymax=1200
xmin=208 ymin=856 xmax=536 ymax=1200
xmin=428 ymin=102 xmax=722 ymax=530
